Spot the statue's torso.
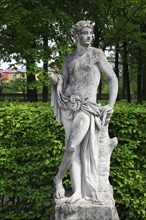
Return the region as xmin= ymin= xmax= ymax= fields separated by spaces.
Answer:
xmin=63 ymin=49 xmax=101 ymax=102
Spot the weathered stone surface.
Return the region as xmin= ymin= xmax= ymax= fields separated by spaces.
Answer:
xmin=50 ymin=20 xmax=119 ymax=220
xmin=50 ymin=20 xmax=118 ymax=204
xmin=53 ymin=198 xmax=119 ymax=220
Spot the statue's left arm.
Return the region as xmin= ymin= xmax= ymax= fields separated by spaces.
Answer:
xmin=97 ymin=49 xmax=118 ymax=108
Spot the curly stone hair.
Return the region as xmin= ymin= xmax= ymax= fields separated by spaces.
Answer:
xmin=71 ymin=20 xmax=94 ymax=39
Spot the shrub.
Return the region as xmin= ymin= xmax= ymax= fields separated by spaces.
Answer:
xmin=110 ymin=103 xmax=146 ymax=220
xmin=0 ymin=102 xmax=145 ymax=219
xmin=0 ymin=102 xmax=65 ymax=219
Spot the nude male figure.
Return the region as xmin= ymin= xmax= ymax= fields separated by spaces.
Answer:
xmin=49 ymin=20 xmax=118 ymax=204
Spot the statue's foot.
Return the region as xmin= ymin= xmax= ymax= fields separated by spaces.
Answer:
xmin=54 ymin=176 xmax=65 ymax=199
xmin=66 ymin=192 xmax=82 ymax=203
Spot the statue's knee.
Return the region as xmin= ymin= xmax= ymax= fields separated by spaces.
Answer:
xmin=78 ymin=112 xmax=90 ymax=125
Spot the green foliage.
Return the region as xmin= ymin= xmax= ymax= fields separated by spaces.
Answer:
xmin=3 ymin=78 xmax=27 ymax=94
xmin=0 ymin=0 xmax=146 ymax=102
xmin=110 ymin=102 xmax=146 ymax=220
xmin=0 ymin=102 xmax=146 ymax=219
xmin=0 ymin=102 xmax=65 ymax=219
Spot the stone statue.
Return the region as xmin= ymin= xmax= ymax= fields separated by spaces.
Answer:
xmin=49 ymin=20 xmax=118 ymax=208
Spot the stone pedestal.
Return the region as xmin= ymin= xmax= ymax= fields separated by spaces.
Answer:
xmin=52 ymin=198 xmax=119 ymax=220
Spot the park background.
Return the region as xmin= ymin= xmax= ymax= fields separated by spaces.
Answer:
xmin=0 ymin=0 xmax=146 ymax=219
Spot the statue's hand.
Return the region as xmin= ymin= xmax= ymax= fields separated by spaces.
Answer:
xmin=101 ymin=104 xmax=114 ymax=126
xmin=48 ymin=73 xmax=58 ymax=84
xmin=102 ymin=104 xmax=113 ymax=113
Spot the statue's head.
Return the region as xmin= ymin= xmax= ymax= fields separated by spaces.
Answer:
xmin=71 ymin=20 xmax=94 ymax=39
xmin=71 ymin=20 xmax=94 ymax=46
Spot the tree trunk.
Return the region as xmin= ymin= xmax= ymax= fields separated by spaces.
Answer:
xmin=142 ymin=63 xmax=146 ymax=100
xmin=122 ymin=46 xmax=126 ymax=99
xmin=137 ymin=75 xmax=142 ymax=103
xmin=26 ymin=61 xmax=38 ymax=102
xmin=137 ymin=57 xmax=142 ymax=104
xmin=93 ymin=21 xmax=101 ymax=48
xmin=42 ymin=35 xmax=49 ymax=102
xmin=42 ymin=63 xmax=49 ymax=102
xmin=140 ymin=21 xmax=146 ymax=100
xmin=139 ymin=22 xmax=146 ymax=102
xmin=122 ymin=41 xmax=131 ymax=102
xmin=115 ymin=44 xmax=120 ymax=100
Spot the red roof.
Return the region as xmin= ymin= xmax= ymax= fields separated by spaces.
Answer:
xmin=0 ymin=70 xmax=8 ymax=80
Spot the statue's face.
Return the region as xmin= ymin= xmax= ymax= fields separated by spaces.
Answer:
xmin=77 ymin=27 xmax=93 ymax=46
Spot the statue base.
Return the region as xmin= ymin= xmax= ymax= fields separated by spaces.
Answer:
xmin=51 ymin=198 xmax=119 ymax=220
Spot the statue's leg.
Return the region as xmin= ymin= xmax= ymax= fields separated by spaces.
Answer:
xmin=68 ymin=146 xmax=81 ymax=203
xmin=62 ymin=112 xmax=83 ymax=202
xmin=54 ymin=111 xmax=90 ymax=202
xmin=54 ymin=112 xmax=72 ymax=199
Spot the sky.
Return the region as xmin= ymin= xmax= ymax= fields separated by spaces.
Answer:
xmin=0 ymin=59 xmax=22 ymax=70
xmin=0 ymin=60 xmax=43 ymax=70
xmin=0 ymin=61 xmax=10 ymax=70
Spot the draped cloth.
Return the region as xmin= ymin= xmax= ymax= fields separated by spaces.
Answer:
xmin=51 ymin=75 xmax=104 ymax=200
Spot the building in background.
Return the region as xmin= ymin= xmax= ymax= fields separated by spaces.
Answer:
xmin=0 ymin=66 xmax=59 ymax=83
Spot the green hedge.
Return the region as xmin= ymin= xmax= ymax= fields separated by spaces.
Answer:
xmin=110 ymin=103 xmax=146 ymax=220
xmin=0 ymin=103 xmax=65 ymax=220
xmin=0 ymin=102 xmax=146 ymax=219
